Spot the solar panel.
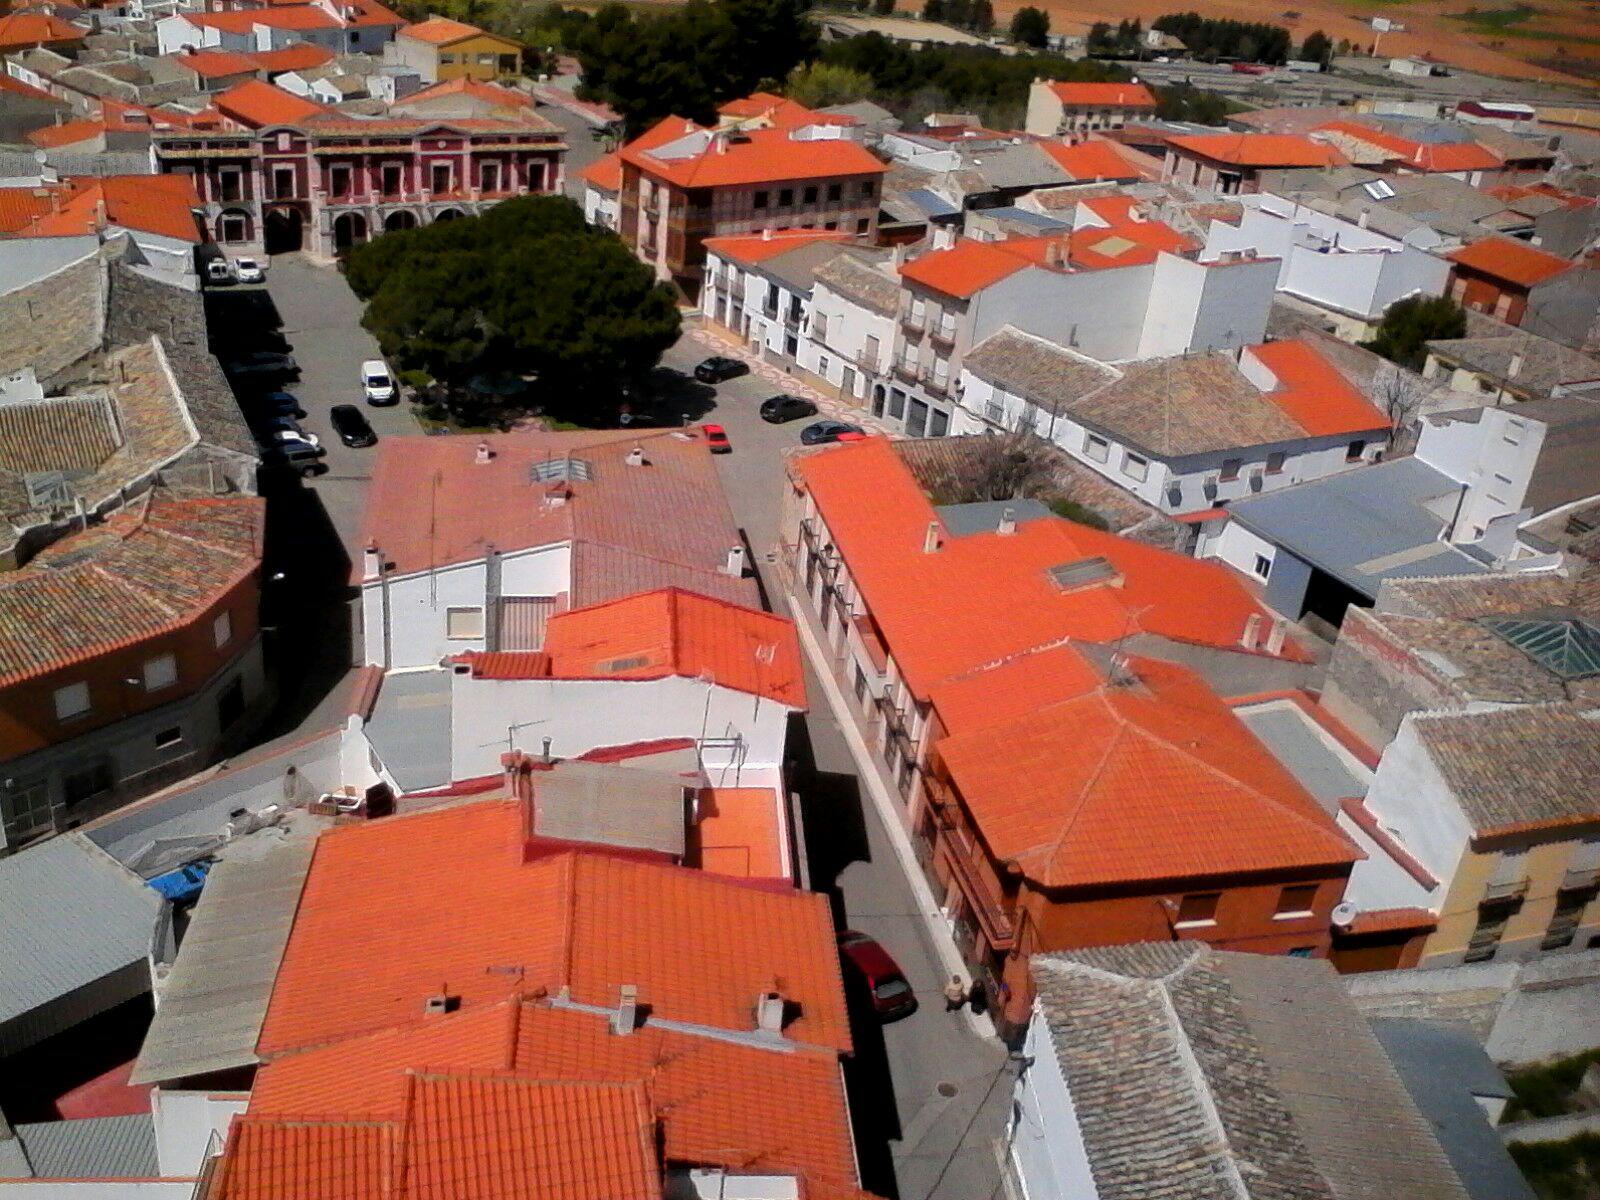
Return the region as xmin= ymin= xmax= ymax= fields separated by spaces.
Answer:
xmin=1483 ymin=616 xmax=1600 ymax=681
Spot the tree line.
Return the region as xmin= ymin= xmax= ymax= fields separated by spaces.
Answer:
xmin=1151 ymin=11 xmax=1293 ymax=63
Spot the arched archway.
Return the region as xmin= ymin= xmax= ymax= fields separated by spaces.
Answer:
xmin=433 ymin=208 xmax=465 ymax=223
xmin=263 ymin=207 xmax=303 ymax=254
xmin=333 ymin=211 xmax=368 ymax=251
xmin=383 ymin=209 xmax=417 ymax=233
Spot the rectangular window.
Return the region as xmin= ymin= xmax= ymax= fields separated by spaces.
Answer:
xmin=856 ymin=217 xmax=870 ymax=234
xmin=929 ymin=408 xmax=950 ymax=437
xmin=1464 ymin=905 xmax=1511 ymax=962
xmin=144 ymin=653 xmax=178 ymax=692
xmin=213 ymin=611 xmax=233 ymax=649
xmin=888 ymin=389 xmax=906 ymax=420
xmin=861 ymin=180 xmax=876 ymax=196
xmin=1346 ymin=439 xmax=1366 ymax=462
xmin=753 ymin=190 xmax=769 ymax=209
xmin=431 ymin=164 xmax=451 ymax=193
xmin=63 ymin=762 xmax=114 ymax=809
xmin=477 ymin=52 xmax=495 ymax=65
xmin=1174 ymin=892 xmax=1220 ymax=927
xmin=1542 ymin=891 xmax=1589 ymax=950
xmin=54 ymin=681 xmax=90 ymax=721
xmin=446 ymin=606 xmax=485 ymax=640
xmin=480 ymin=161 xmax=500 ymax=192
xmin=155 ymin=727 xmax=183 ymax=750
xmin=779 ymin=187 xmax=794 ymax=207
xmin=1220 ymin=458 xmax=1242 ymax=482
xmin=1274 ymin=884 xmax=1318 ymax=918
xmin=329 ymin=164 xmax=351 ymax=198
xmin=274 ymin=165 xmax=295 ymax=199
xmin=827 ymin=182 xmax=842 ymax=202
xmin=803 ymin=184 xmax=818 ymax=204
xmin=1121 ymin=451 xmax=1149 ymax=482
xmin=381 ymin=164 xmax=401 ymax=197
xmin=1253 ymin=554 xmax=1272 ymax=581
xmin=1265 ymin=451 xmax=1286 ymax=475
xmin=1 ymin=780 xmax=53 ymax=842
xmin=1083 ymin=433 xmax=1110 ymax=463
xmin=498 ymin=54 xmax=518 ymax=73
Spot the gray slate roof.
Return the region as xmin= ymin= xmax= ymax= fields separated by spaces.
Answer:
xmin=813 ymin=249 xmax=901 ymax=316
xmin=1369 ymin=1019 xmax=1534 ymax=1200
xmin=12 ymin=1115 xmax=159 ymax=1179
xmin=365 ymin=668 xmax=453 ymax=793
xmin=1032 ymin=942 xmax=1472 ymax=1200
xmin=0 ymin=833 xmax=160 ymax=1028
xmin=1225 ymin=457 xmax=1488 ymax=599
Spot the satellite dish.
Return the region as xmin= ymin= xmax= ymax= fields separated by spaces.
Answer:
xmin=1331 ymin=901 xmax=1358 ymax=929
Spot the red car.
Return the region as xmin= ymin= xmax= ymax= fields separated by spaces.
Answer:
xmin=838 ymin=930 xmax=917 ymax=1019
xmin=703 ymin=423 xmax=732 ymax=454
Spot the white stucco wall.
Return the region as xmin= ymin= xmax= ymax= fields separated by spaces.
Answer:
xmin=1198 ymin=517 xmax=1279 ymax=580
xmin=1359 ymin=716 xmax=1473 ymax=884
xmin=1007 ymin=1002 xmax=1101 ymax=1200
xmin=1414 ymin=406 xmax=1544 ymax=536
xmin=583 ymin=184 xmax=618 ymax=230
xmin=448 ymin=672 xmax=792 ymax=780
xmin=153 ymin=1090 xmax=248 ymax=1177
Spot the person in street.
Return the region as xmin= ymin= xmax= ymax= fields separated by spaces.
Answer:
xmin=943 ymin=975 xmax=966 ymax=1011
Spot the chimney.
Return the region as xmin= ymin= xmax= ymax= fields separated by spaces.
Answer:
xmin=474 ymin=440 xmax=493 ymax=464
xmin=611 ymin=984 xmax=639 ymax=1036
xmin=761 ymin=227 xmax=773 ymax=241
xmin=756 ymin=989 xmax=786 ymax=1034
xmin=1265 ymin=617 xmax=1288 ymax=655
xmin=922 ymin=521 xmax=940 ymax=554
xmin=545 ymin=482 xmax=570 ymax=507
xmin=1240 ymin=612 xmax=1262 ymax=650
xmin=724 ymin=545 xmax=747 ymax=576
xmin=997 ymin=506 xmax=1016 ymax=535
xmin=1508 ymin=352 xmax=1523 ymax=377
xmin=362 ymin=543 xmax=382 ymax=580
xmin=624 ymin=445 xmax=645 ymax=467
xmin=1357 ymin=207 xmax=1370 ymax=229
xmin=933 ymin=224 xmax=955 ymax=250
xmin=423 ymin=989 xmax=458 ymax=1016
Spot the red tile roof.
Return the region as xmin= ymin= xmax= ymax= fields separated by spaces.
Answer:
xmin=704 ymin=228 xmax=850 ymax=266
xmin=578 ymin=150 xmax=622 ymax=192
xmin=400 ymin=14 xmax=490 ymax=43
xmin=402 ymin=76 xmax=534 ymax=110
xmin=718 ymin=90 xmax=790 ymax=118
xmin=25 ymin=119 xmax=104 ymax=149
xmin=537 ymin=587 xmax=805 ymax=707
xmin=718 ymin=93 xmax=852 ymax=132
xmin=1486 ymin=182 xmax=1597 ymax=211
xmin=1246 ymin=339 xmax=1387 ymax=436
xmin=0 ymin=492 xmax=263 ymax=687
xmin=1447 ymin=237 xmax=1573 ymax=287
xmin=899 ymin=221 xmax=1194 ymax=297
xmin=216 ymin=1076 xmax=662 ymax=1200
xmin=693 ymin=787 xmax=787 ymax=878
xmin=14 ymin=174 xmax=206 ymax=242
xmin=0 ymin=10 xmax=82 ymax=47
xmin=1168 ymin=133 xmax=1342 ymax=168
xmin=217 ymin=79 xmax=329 ymax=128
xmin=0 ymin=72 xmax=63 ymax=104
xmin=790 ymin=438 xmax=1307 ymax=703
xmin=248 ymin=999 xmax=862 ymax=1191
xmin=1044 ymin=81 xmax=1157 ymax=108
xmin=256 ymin=801 xmax=851 ymax=1056
xmin=247 ymin=41 xmax=334 ymax=73
xmin=185 ymin=5 xmax=337 ymax=32
xmin=1036 ymin=139 xmax=1140 ymax=182
xmin=175 ymin=48 xmax=259 ymax=78
xmin=620 ymin=117 xmax=885 ymax=190
xmin=357 ymin=428 xmax=757 ymax=608
xmin=898 ymin=237 xmax=1035 ymax=298
xmin=1314 ymin=120 xmax=1501 ymax=173
xmin=0 ymin=186 xmax=61 ymax=232
xmin=934 ymin=648 xmax=1359 ymax=888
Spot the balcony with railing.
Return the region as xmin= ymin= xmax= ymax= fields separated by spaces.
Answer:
xmin=928 ymin=319 xmax=958 ymax=348
xmin=892 ymin=355 xmax=921 ymax=382
xmin=900 ymin=309 xmax=926 ymax=334
xmin=922 ymin=778 xmax=1014 ymax=950
xmin=783 ymin=304 xmax=804 ymax=330
xmin=1481 ymin=877 xmax=1529 ymax=905
xmin=1560 ymin=865 xmax=1599 ymax=893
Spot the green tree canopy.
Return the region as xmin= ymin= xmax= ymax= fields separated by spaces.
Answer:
xmin=1009 ymin=5 xmax=1049 ymax=47
xmin=347 ymin=196 xmax=681 ymax=410
xmin=1361 ymin=295 xmax=1467 ymax=370
xmin=1298 ymin=29 xmax=1332 ymax=63
xmin=785 ymin=61 xmax=875 ymax=107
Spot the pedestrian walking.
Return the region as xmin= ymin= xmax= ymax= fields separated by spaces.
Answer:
xmin=943 ymin=975 xmax=966 ymax=1011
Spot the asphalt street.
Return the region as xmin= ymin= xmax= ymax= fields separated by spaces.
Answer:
xmin=223 ymin=243 xmax=1010 ymax=1200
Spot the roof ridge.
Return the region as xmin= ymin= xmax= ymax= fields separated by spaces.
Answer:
xmin=1016 ymin=691 xmax=1132 ymax=873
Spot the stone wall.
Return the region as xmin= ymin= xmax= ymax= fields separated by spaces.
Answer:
xmin=1319 ymin=608 xmax=1459 ymax=748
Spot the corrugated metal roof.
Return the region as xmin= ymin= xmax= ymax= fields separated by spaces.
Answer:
xmin=14 ymin=1115 xmax=159 ymax=1179
xmin=0 ymin=833 xmax=160 ymax=1028
xmin=130 ymin=838 xmax=313 ymax=1086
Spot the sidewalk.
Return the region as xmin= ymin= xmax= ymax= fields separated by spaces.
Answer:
xmin=684 ymin=325 xmax=900 ymax=437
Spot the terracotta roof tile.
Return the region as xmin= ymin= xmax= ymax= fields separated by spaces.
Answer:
xmin=1169 ymin=133 xmax=1342 ymax=168
xmin=578 ymin=150 xmax=621 ymax=192
xmin=247 ymin=42 xmax=333 ymax=72
xmin=255 ymin=801 xmax=851 ymax=1056
xmin=791 ymin=438 xmax=1305 ymax=701
xmin=1036 ymin=139 xmax=1140 ymax=182
xmin=620 ymin=117 xmax=884 ymax=190
xmin=0 ymin=10 xmax=82 ymax=47
xmin=704 ymin=229 xmax=850 ymax=266
xmin=400 ymin=14 xmax=486 ymax=43
xmin=899 ymin=222 xmax=1193 ymax=298
xmin=1315 ymin=120 xmax=1502 ymax=173
xmin=935 ymin=650 xmax=1359 ymax=887
xmin=25 ymin=119 xmax=104 ymax=149
xmin=217 ymin=79 xmax=328 ymax=126
xmin=1447 ymin=237 xmax=1572 ymax=287
xmin=1247 ymin=339 xmax=1388 ymax=436
xmin=692 ymin=787 xmax=787 ymax=878
xmin=1045 ymin=82 xmax=1157 ymax=107
xmin=176 ymin=48 xmax=259 ymax=78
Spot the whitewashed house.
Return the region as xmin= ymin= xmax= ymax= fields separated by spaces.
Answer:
xmin=700 ymin=230 xmax=856 ymax=372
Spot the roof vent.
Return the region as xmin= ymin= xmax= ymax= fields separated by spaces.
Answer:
xmin=756 ymin=988 xmax=786 ymax=1034
xmin=474 ymin=441 xmax=493 ymax=465
xmin=1240 ymin=612 xmax=1262 ymax=650
xmin=423 ymin=989 xmax=459 ymax=1015
xmin=610 ymin=984 xmax=639 ymax=1036
xmin=923 ymin=521 xmax=941 ymax=554
xmin=530 ymin=456 xmax=592 ymax=483
xmin=724 ymin=545 xmax=747 ymax=576
xmin=996 ymin=506 xmax=1016 ymax=536
xmin=624 ymin=446 xmax=645 ymax=467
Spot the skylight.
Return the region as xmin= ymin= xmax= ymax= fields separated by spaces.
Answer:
xmin=1048 ymin=557 xmax=1117 ymax=590
xmin=530 ymin=457 xmax=592 ymax=484
xmin=1363 ymin=179 xmax=1396 ymax=201
xmin=1483 ymin=616 xmax=1600 ymax=682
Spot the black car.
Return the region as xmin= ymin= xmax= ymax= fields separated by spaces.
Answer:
xmin=799 ymin=419 xmax=865 ymax=445
xmin=330 ymin=404 xmax=378 ymax=448
xmin=258 ymin=390 xmax=306 ymax=419
xmin=694 ymin=356 xmax=749 ymax=384
xmin=759 ymin=394 xmax=818 ymax=424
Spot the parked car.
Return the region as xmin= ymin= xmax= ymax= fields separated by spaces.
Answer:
xmin=837 ymin=930 xmax=917 ymax=1020
xmin=257 ymin=391 xmax=305 ymax=419
xmin=694 ymin=356 xmax=749 ymax=384
xmin=227 ymin=351 xmax=298 ymax=378
xmin=361 ymin=359 xmax=396 ymax=405
xmin=330 ymin=404 xmax=378 ymax=448
xmin=799 ymin=420 xmax=864 ymax=445
xmin=234 ymin=257 xmax=265 ymax=284
xmin=759 ymin=394 xmax=818 ymax=424
xmin=258 ymin=440 xmax=326 ymax=477
xmin=702 ymin=423 xmax=732 ymax=453
xmin=260 ymin=415 xmax=320 ymax=446
xmin=205 ymin=259 xmax=234 ymax=285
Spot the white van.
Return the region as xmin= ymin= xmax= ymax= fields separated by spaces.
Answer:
xmin=361 ymin=359 xmax=396 ymax=405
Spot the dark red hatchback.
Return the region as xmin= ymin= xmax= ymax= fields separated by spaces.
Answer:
xmin=838 ymin=930 xmax=917 ymax=1020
